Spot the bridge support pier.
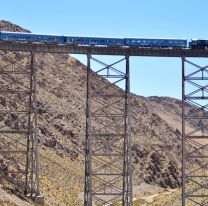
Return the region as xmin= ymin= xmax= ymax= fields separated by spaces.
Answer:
xmin=84 ymin=53 xmax=132 ymax=206
xmin=0 ymin=50 xmax=43 ymax=203
xmin=182 ymin=57 xmax=208 ymax=205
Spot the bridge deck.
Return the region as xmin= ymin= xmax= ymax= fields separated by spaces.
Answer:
xmin=0 ymin=41 xmax=208 ymax=57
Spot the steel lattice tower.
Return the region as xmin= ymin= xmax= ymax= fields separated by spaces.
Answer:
xmin=182 ymin=57 xmax=208 ymax=205
xmin=84 ymin=52 xmax=132 ymax=206
xmin=0 ymin=50 xmax=43 ymax=203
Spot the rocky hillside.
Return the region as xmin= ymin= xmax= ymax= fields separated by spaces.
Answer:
xmin=0 ymin=20 xmax=30 ymax=32
xmin=0 ymin=20 xmax=187 ymax=205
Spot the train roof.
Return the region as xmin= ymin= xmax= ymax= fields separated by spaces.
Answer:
xmin=125 ymin=37 xmax=187 ymax=40
xmin=0 ymin=31 xmax=188 ymax=41
xmin=65 ymin=35 xmax=124 ymax=39
xmin=0 ymin=31 xmax=124 ymax=38
xmin=191 ymin=38 xmax=208 ymax=40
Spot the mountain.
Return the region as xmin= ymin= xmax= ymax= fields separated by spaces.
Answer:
xmin=0 ymin=20 xmax=186 ymax=205
xmin=0 ymin=20 xmax=30 ymax=32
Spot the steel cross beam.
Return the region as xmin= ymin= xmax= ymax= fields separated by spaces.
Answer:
xmin=84 ymin=53 xmax=132 ymax=206
xmin=182 ymin=57 xmax=208 ymax=206
xmin=0 ymin=51 xmax=43 ymax=203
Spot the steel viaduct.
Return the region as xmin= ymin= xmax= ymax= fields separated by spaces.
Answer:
xmin=0 ymin=41 xmax=207 ymax=206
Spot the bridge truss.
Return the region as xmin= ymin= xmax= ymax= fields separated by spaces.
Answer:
xmin=0 ymin=50 xmax=43 ymax=203
xmin=84 ymin=53 xmax=132 ymax=205
xmin=182 ymin=57 xmax=208 ymax=206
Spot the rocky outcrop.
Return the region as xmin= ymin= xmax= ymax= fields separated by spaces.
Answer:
xmin=132 ymin=143 xmax=181 ymax=189
xmin=0 ymin=159 xmax=8 ymax=177
xmin=0 ymin=20 xmax=30 ymax=32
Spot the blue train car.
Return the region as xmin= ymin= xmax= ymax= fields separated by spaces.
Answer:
xmin=0 ymin=31 xmax=64 ymax=44
xmin=65 ymin=36 xmax=124 ymax=46
xmin=125 ymin=38 xmax=187 ymax=48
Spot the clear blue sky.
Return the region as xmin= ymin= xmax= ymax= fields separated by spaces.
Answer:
xmin=1 ymin=0 xmax=208 ymax=99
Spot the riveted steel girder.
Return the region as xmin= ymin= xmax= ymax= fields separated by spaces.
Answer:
xmin=2 ymin=41 xmax=208 ymax=57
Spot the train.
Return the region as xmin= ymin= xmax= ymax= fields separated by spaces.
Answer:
xmin=0 ymin=31 xmax=207 ymax=49
xmin=189 ymin=39 xmax=208 ymax=49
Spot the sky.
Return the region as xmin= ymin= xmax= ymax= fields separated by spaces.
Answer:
xmin=1 ymin=0 xmax=208 ymax=99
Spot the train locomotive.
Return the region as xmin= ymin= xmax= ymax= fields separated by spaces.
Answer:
xmin=0 ymin=31 xmax=207 ymax=50
xmin=189 ymin=39 xmax=208 ymax=49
